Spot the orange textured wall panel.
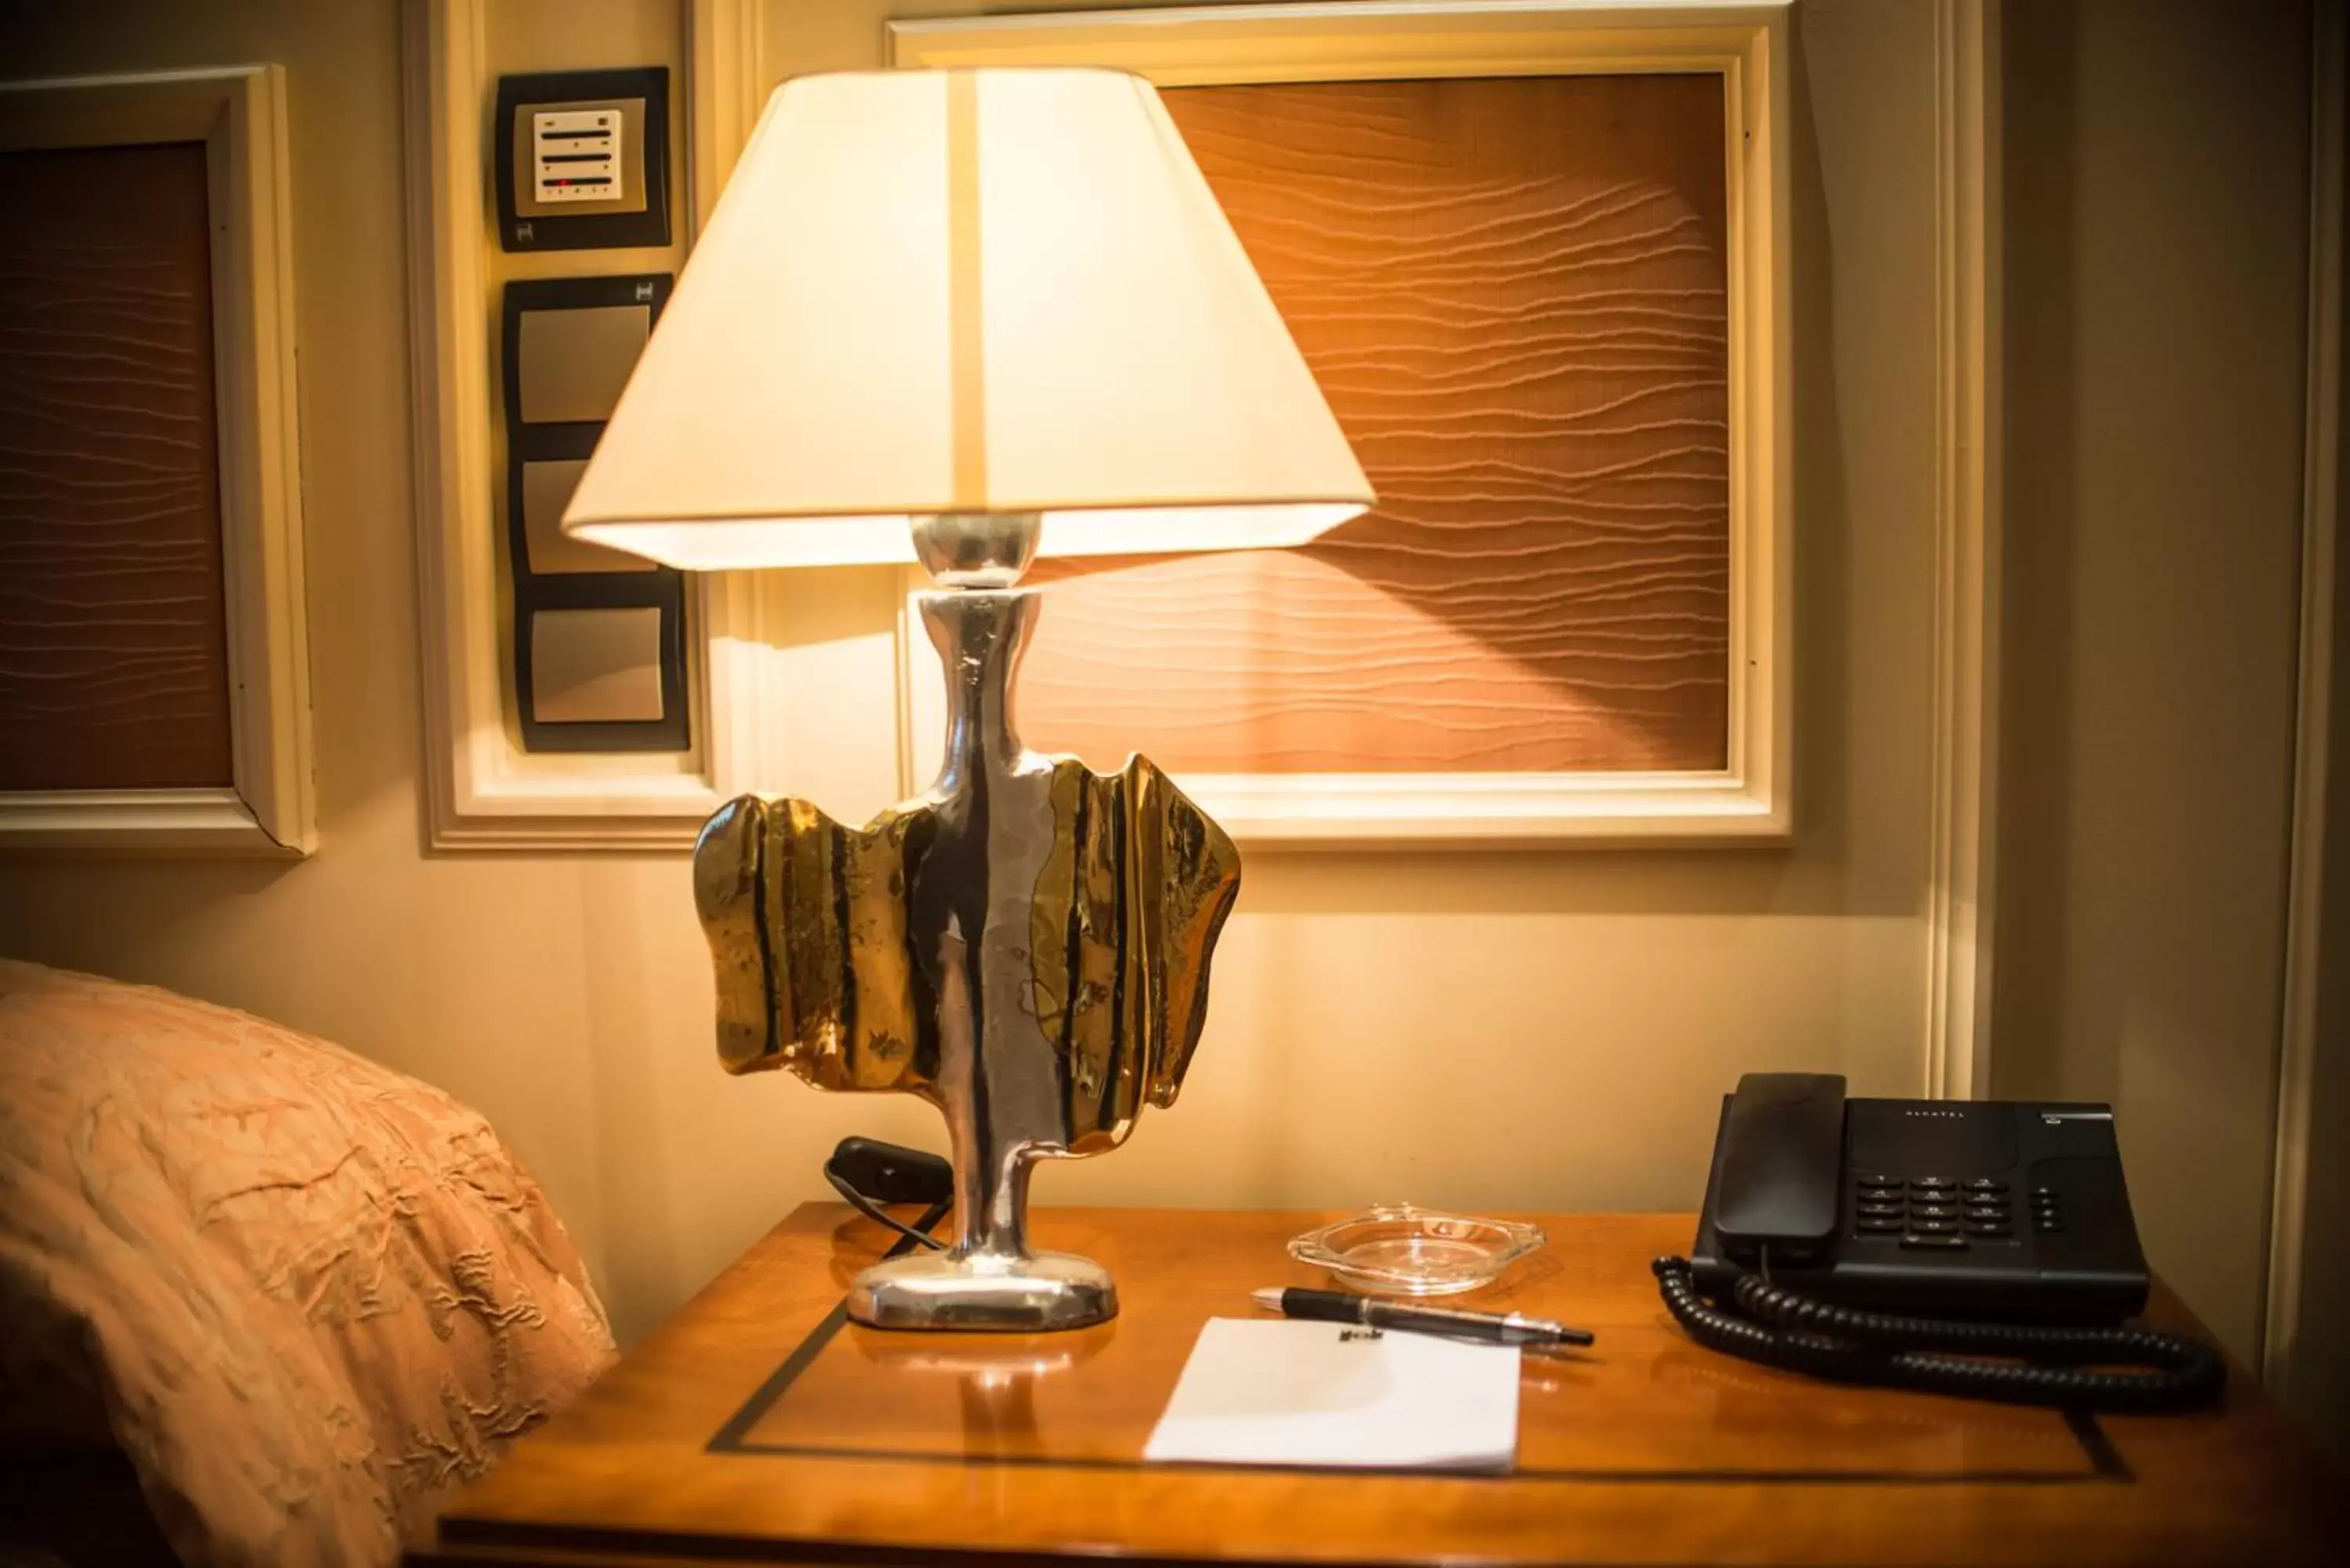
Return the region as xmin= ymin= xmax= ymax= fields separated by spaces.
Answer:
xmin=1020 ymin=74 xmax=1731 ymax=775
xmin=0 ymin=142 xmax=233 ymax=792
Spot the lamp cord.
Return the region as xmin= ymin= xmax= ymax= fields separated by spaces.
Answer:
xmin=825 ymin=1162 xmax=949 ymax=1252
xmin=1651 ymin=1256 xmax=2225 ymax=1413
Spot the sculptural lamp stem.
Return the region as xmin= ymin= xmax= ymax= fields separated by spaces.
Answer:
xmin=681 ymin=498 xmax=1243 ymax=1331
xmin=680 ymin=497 xmax=1240 ymax=1335
xmin=844 ymin=510 xmax=1127 ymax=1331
xmin=913 ymin=510 xmax=1043 ymax=1264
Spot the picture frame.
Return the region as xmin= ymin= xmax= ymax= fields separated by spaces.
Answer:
xmin=0 ymin=65 xmax=316 ymax=854
xmin=890 ymin=1 xmax=1793 ymax=846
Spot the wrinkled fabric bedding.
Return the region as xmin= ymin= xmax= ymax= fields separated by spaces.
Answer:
xmin=0 ymin=960 xmax=616 ymax=1566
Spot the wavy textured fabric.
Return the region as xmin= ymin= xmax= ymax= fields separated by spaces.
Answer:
xmin=1019 ymin=75 xmax=1734 ymax=775
xmin=0 ymin=960 xmax=615 ymax=1567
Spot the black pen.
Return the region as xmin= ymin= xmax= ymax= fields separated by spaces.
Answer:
xmin=1253 ymin=1286 xmax=1596 ymax=1349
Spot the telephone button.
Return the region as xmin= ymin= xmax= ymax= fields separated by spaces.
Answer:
xmin=1907 ymin=1219 xmax=1959 ymax=1235
xmin=1965 ymin=1178 xmax=2009 ymax=1194
xmin=1856 ymin=1216 xmax=1904 ymax=1234
xmin=1901 ymin=1233 xmax=1969 ymax=1250
xmin=1856 ymin=1202 xmax=1905 ymax=1219
xmin=1965 ymin=1219 xmax=2012 ymax=1237
xmin=1855 ymin=1172 xmax=1900 ymax=1189
xmin=1909 ymin=1204 xmax=1959 ymax=1222
xmin=1910 ymin=1178 xmax=1958 ymax=1195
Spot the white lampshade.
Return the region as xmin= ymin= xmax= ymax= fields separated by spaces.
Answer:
xmin=562 ymin=68 xmax=1372 ymax=571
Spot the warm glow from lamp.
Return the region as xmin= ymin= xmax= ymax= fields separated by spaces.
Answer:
xmin=563 ymin=67 xmax=1372 ymax=569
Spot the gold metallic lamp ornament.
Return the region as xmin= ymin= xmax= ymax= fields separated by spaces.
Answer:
xmin=561 ymin=68 xmax=1371 ymax=1331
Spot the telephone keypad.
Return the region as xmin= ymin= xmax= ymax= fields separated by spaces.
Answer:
xmin=1853 ymin=1172 xmax=2020 ymax=1245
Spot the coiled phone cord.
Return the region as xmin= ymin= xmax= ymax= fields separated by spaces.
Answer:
xmin=1652 ymin=1255 xmax=2226 ymax=1413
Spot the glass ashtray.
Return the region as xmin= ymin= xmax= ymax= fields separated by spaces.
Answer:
xmin=1288 ymin=1205 xmax=1545 ymax=1296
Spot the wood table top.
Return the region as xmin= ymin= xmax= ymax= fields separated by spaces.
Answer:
xmin=411 ymin=1205 xmax=2345 ymax=1568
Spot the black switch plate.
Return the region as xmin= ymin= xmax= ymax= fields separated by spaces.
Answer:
xmin=494 ymin=67 xmax=671 ymax=253
xmin=501 ymin=273 xmax=689 ymax=754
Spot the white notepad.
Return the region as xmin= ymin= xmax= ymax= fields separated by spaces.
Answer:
xmin=1143 ymin=1317 xmax=1520 ymax=1471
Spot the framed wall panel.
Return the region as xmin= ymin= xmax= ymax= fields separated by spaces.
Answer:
xmin=893 ymin=0 xmax=1791 ymax=845
xmin=0 ymin=66 xmax=315 ymax=854
xmin=406 ymin=0 xmax=782 ymax=851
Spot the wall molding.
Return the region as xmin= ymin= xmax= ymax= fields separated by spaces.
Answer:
xmin=2263 ymin=0 xmax=2345 ymax=1397
xmin=685 ymin=0 xmax=763 ymax=238
xmin=1925 ymin=0 xmax=2002 ymax=1097
xmin=403 ymin=0 xmax=766 ymax=851
xmin=889 ymin=0 xmax=1793 ymax=846
xmin=0 ymin=64 xmax=316 ymax=856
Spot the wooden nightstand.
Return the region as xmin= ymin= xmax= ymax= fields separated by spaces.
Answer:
xmin=409 ymin=1206 xmax=2344 ymax=1567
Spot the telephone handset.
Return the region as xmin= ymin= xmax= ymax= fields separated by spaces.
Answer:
xmin=1654 ymin=1073 xmax=2224 ymax=1411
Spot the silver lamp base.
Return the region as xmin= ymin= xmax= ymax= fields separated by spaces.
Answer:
xmin=848 ymin=1248 xmax=1118 ymax=1332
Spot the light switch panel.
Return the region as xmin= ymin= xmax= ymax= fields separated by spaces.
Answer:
xmin=519 ymin=457 xmax=641 ymax=573
xmin=515 ymin=303 xmax=649 ymax=425
xmin=529 ymin=606 xmax=666 ymax=724
xmin=495 ymin=68 xmax=670 ymax=251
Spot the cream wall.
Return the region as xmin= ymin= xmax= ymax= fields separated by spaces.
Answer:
xmin=1 ymin=0 xmax=1960 ymax=1349
xmin=1994 ymin=0 xmax=2314 ymax=1364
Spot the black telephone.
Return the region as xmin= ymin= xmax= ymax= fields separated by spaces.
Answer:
xmin=1654 ymin=1073 xmax=2225 ymax=1411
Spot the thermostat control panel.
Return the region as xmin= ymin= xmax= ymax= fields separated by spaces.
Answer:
xmin=494 ymin=67 xmax=671 ymax=251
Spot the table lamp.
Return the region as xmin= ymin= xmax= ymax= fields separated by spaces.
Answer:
xmin=562 ymin=67 xmax=1372 ymax=1332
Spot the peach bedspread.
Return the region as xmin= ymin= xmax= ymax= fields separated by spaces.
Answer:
xmin=0 ymin=960 xmax=615 ymax=1566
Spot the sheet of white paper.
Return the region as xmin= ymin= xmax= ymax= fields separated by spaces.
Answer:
xmin=1143 ymin=1317 xmax=1520 ymax=1471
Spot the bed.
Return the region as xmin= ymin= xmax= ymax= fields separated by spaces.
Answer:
xmin=0 ymin=959 xmax=615 ymax=1567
